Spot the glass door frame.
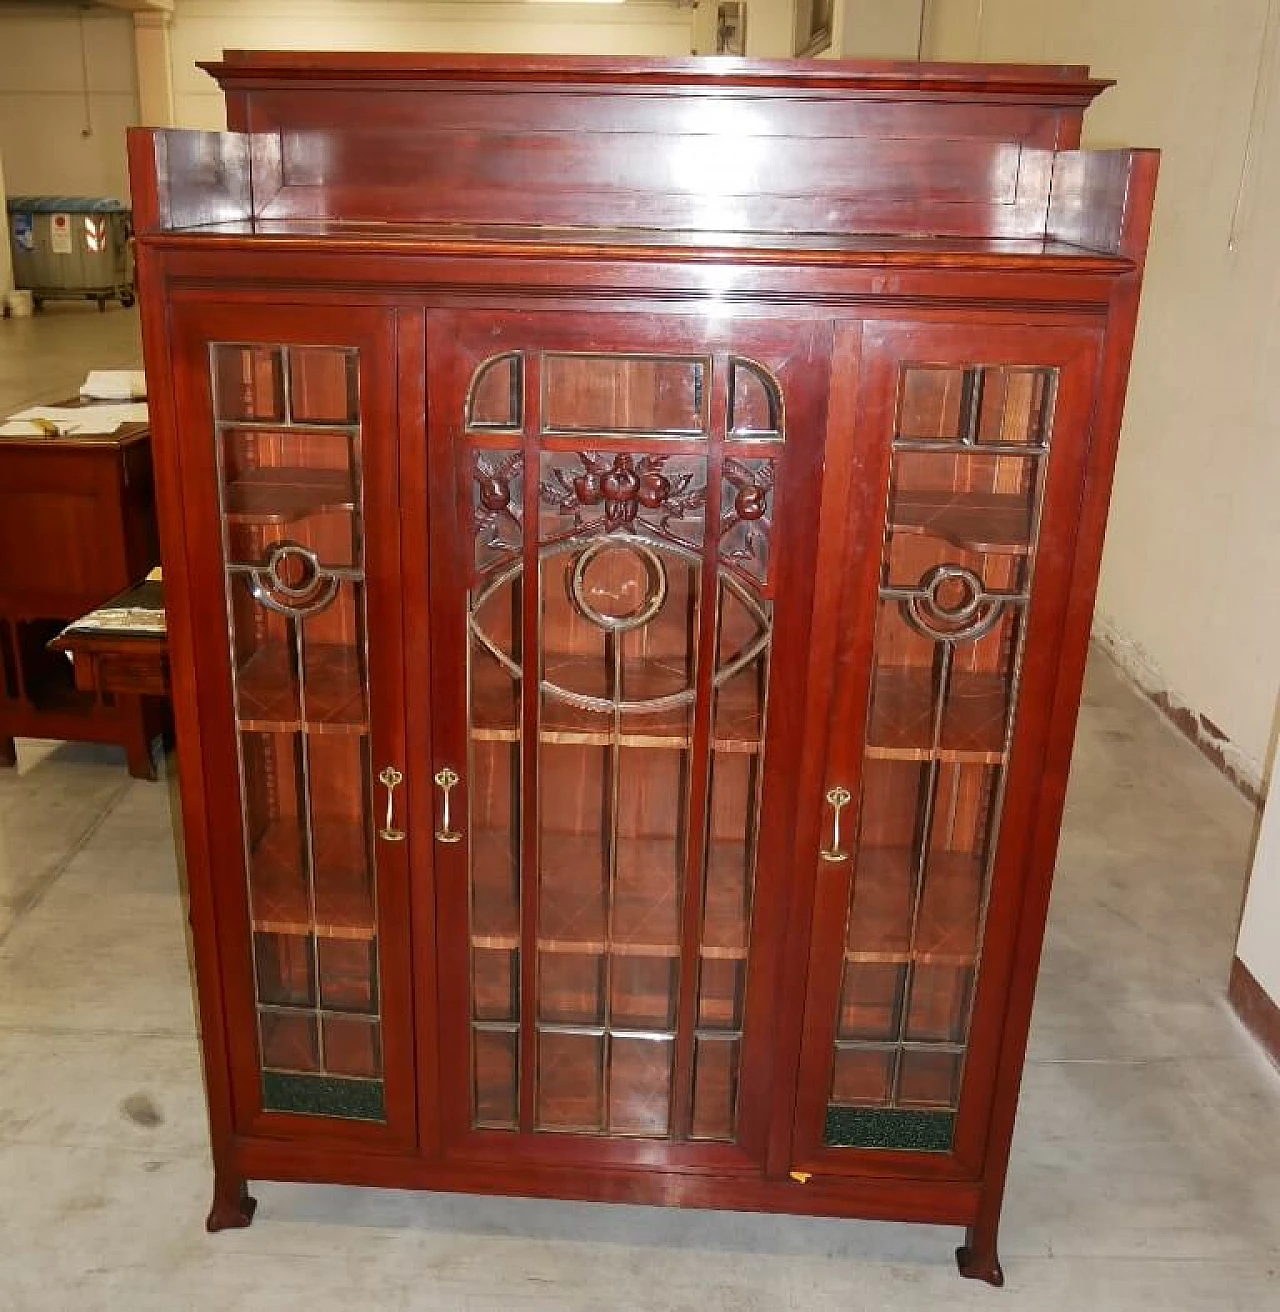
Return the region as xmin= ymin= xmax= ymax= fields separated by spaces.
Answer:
xmin=424 ymin=308 xmax=832 ymax=1174
xmin=788 ymin=318 xmax=1103 ymax=1182
xmin=170 ymin=296 xmax=417 ymax=1150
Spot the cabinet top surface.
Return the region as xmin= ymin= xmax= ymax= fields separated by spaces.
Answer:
xmin=142 ymin=220 xmax=1134 ymax=274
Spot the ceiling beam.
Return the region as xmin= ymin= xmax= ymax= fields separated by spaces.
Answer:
xmin=95 ymin=0 xmax=174 ymax=14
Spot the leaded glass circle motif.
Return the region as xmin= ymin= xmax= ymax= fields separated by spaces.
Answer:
xmin=569 ymin=538 xmax=668 ymax=633
xmin=248 ymin=540 xmax=342 ymax=617
xmin=898 ymin=564 xmax=1010 ymax=643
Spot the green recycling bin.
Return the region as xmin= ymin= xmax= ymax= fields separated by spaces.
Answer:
xmin=7 ymin=196 xmax=134 ymax=311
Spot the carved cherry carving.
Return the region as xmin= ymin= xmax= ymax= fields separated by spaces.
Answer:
xmin=472 ymin=450 xmax=524 ymax=568
xmin=720 ymin=456 xmax=775 ymax=586
xmin=542 ymin=452 xmax=705 ymax=538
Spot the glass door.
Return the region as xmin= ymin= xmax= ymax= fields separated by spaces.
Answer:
xmin=172 ymin=303 xmax=415 ymax=1147
xmin=791 ymin=321 xmax=1101 ymax=1177
xmin=426 ymin=312 xmax=829 ymax=1169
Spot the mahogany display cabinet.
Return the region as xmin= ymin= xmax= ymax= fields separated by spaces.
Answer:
xmin=128 ymin=53 xmax=1157 ymax=1283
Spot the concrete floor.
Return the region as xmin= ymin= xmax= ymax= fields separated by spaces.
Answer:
xmin=0 ymin=305 xmax=1277 ymax=1310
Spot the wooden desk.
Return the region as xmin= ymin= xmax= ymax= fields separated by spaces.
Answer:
xmin=0 ymin=422 xmax=164 ymax=779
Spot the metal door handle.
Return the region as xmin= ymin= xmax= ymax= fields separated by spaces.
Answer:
xmin=820 ymin=786 xmax=852 ymax=863
xmin=378 ymin=766 xmax=406 ymax=842
xmin=434 ymin=767 xmax=463 ymax=844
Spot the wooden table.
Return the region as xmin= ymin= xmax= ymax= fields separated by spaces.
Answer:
xmin=0 ymin=419 xmax=164 ymax=779
xmin=52 ymin=578 xmax=169 ymax=700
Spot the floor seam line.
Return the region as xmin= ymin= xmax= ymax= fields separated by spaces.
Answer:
xmin=0 ymin=775 xmax=134 ymax=949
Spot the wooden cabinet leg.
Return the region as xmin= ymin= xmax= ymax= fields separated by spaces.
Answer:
xmin=0 ymin=737 xmax=15 ymax=768
xmin=121 ymin=698 xmax=157 ymax=781
xmin=956 ymin=1223 xmax=1004 ymax=1286
xmin=206 ymin=1173 xmax=257 ymax=1232
xmin=126 ymin=739 xmax=158 ymax=781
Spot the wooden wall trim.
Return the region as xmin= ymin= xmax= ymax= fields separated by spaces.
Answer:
xmin=1228 ymin=957 xmax=1280 ymax=1070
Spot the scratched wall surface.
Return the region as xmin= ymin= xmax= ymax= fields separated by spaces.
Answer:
xmin=926 ymin=0 xmax=1280 ymax=1022
xmin=925 ymin=0 xmax=1280 ymax=794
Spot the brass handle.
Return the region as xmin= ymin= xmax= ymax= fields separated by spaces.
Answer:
xmin=378 ymin=766 xmax=406 ymax=842
xmin=820 ymin=785 xmax=852 ymax=863
xmin=434 ymin=766 xmax=463 ymax=844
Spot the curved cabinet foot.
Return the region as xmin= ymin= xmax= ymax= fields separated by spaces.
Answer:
xmin=956 ymin=1242 xmax=1004 ymax=1287
xmin=206 ymin=1177 xmax=257 ymax=1232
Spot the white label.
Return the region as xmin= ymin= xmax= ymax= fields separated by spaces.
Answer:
xmin=51 ymin=213 xmax=72 ymax=255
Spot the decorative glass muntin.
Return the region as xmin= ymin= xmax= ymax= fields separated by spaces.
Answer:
xmin=464 ymin=349 xmax=782 ymax=1142
xmin=824 ymin=362 xmax=1058 ymax=1152
xmin=211 ymin=342 xmax=386 ymax=1123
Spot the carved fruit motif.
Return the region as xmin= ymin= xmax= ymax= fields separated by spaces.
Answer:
xmin=542 ymin=453 xmax=705 ymax=535
xmin=720 ymin=456 xmax=776 ymax=586
xmin=472 ymin=450 xmax=524 ymax=563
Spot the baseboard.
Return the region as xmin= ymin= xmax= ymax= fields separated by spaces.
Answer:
xmin=1091 ymin=620 xmax=1264 ymax=807
xmin=1228 ymin=957 xmax=1280 ymax=1070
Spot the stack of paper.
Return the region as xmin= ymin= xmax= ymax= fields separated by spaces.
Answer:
xmin=80 ymin=369 xmax=147 ymax=400
xmin=0 ymin=402 xmax=149 ymax=437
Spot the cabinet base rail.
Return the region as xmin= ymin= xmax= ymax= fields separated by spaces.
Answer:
xmin=218 ymin=1135 xmax=992 ymax=1228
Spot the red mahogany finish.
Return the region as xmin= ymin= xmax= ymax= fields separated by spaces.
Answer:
xmin=129 ymin=53 xmax=1156 ymax=1284
xmin=0 ymin=425 xmax=162 ymax=779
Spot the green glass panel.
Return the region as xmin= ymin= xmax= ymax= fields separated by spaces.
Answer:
xmin=823 ymin=1106 xmax=955 ymax=1153
xmin=261 ymin=1072 xmax=385 ymax=1122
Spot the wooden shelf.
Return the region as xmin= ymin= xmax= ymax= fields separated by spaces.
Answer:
xmin=471 ymin=653 xmax=762 ymax=752
xmin=866 ymin=667 xmax=1009 ymax=763
xmin=248 ymin=816 xmax=375 ymax=940
xmin=236 ymin=641 xmax=367 ymax=734
xmin=223 ymin=467 xmax=355 ymax=525
xmin=890 ymin=490 xmax=1032 ymax=555
xmin=469 ymin=830 xmax=750 ymax=960
xmin=845 ymin=847 xmax=983 ymax=966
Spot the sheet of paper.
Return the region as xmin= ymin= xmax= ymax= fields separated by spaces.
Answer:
xmin=0 ymin=402 xmax=148 ymax=436
xmin=81 ymin=369 xmax=146 ymax=400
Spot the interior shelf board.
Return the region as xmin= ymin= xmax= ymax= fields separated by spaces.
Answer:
xmin=236 ymin=641 xmax=368 ymax=734
xmin=469 ymin=830 xmax=751 ymax=960
xmin=866 ymin=667 xmax=1010 ymax=763
xmin=890 ymin=490 xmax=1032 ymax=556
xmin=844 ymin=847 xmax=984 ymax=966
xmin=223 ymin=466 xmax=356 ymax=525
xmin=249 ymin=815 xmax=376 ymax=940
xmin=470 ymin=652 xmax=762 ymax=752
